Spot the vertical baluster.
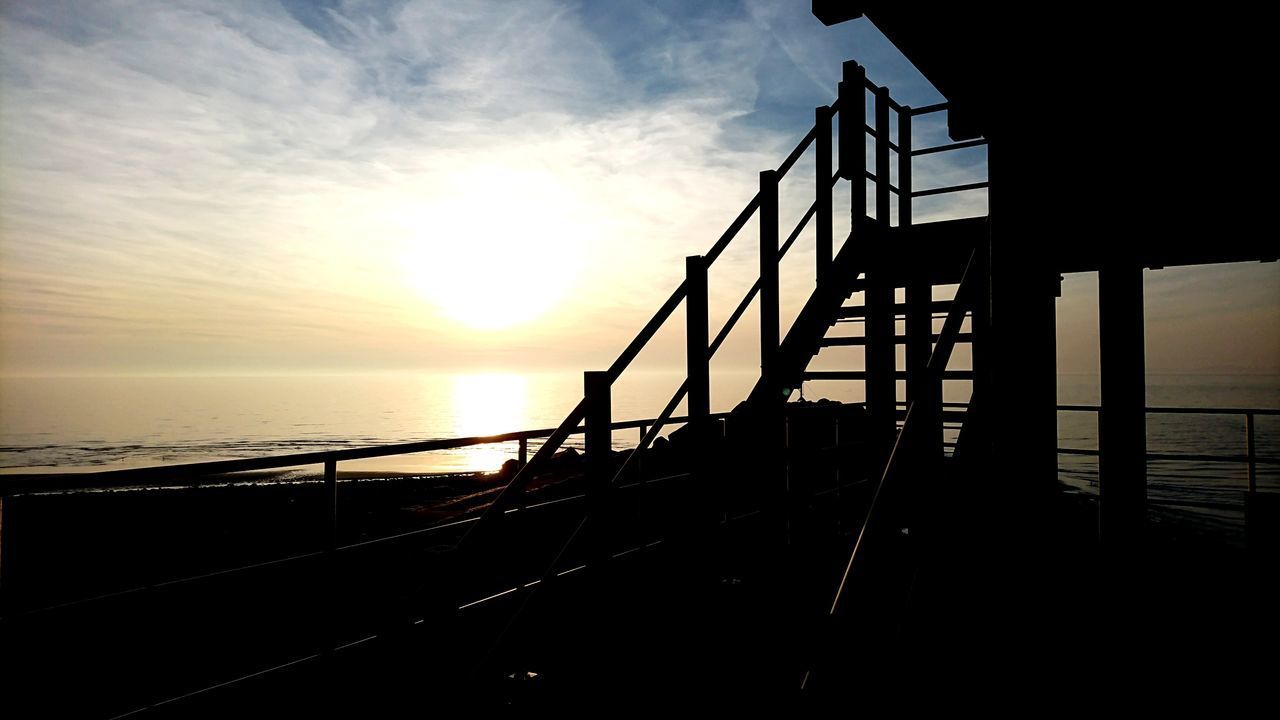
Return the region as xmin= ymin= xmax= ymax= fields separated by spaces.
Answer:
xmin=903 ymin=106 xmax=930 ymax=421
xmin=584 ymin=371 xmax=612 ymax=565
xmin=686 ymin=253 xmax=716 ymax=535
xmin=0 ymin=495 xmax=6 ymax=614
xmin=759 ymin=170 xmax=780 ymax=385
xmin=324 ymin=458 xmax=338 ymax=553
xmin=1246 ymin=412 xmax=1257 ymax=494
xmin=584 ymin=371 xmax=612 ymax=498
xmin=816 ymin=105 xmax=833 ymax=283
xmin=686 ymin=255 xmax=710 ymax=428
xmin=865 ymin=86 xmax=896 ymax=461
xmin=840 ymin=61 xmax=867 ymax=225
xmin=322 ymin=457 xmax=338 ymax=654
xmin=875 ymin=86 xmax=891 ymax=226
xmin=759 ymin=168 xmax=787 ymax=543
xmin=1098 ymin=259 xmax=1147 ymax=551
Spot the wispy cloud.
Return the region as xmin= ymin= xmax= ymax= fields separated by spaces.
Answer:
xmin=3 ymin=0 xmax=988 ymax=375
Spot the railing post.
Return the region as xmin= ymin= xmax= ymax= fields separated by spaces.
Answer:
xmin=0 ymin=495 xmax=6 ymax=614
xmin=840 ymin=61 xmax=867 ymax=224
xmin=874 ymin=86 xmax=891 ymax=225
xmin=686 ymin=255 xmax=710 ymax=428
xmin=518 ymin=436 xmax=528 ymax=469
xmin=322 ymin=457 xmax=338 ymax=654
xmin=903 ymin=106 xmax=929 ymax=414
xmin=584 ymin=371 xmax=612 ymax=499
xmin=1246 ymin=412 xmax=1257 ymax=494
xmin=686 ymin=253 xmax=718 ymax=540
xmin=324 ymin=458 xmax=338 ymax=553
xmin=925 ymin=367 xmax=945 ymax=465
xmin=972 ymin=227 xmax=991 ymax=425
xmin=759 ymin=167 xmax=787 ymax=544
xmin=865 ymin=85 xmax=897 ymax=462
xmin=760 ymin=170 xmax=780 ymax=386
xmin=816 ymin=105 xmax=833 ymax=283
xmin=898 ymin=108 xmax=912 ymax=229
xmin=1098 ymin=260 xmax=1147 ymax=553
xmin=584 ymin=370 xmax=612 ymax=564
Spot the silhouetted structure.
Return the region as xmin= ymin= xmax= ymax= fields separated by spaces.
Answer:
xmin=1 ymin=5 xmax=1277 ymax=715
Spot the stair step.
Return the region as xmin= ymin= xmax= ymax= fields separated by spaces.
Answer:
xmin=820 ymin=332 xmax=973 ymax=347
xmin=836 ymin=300 xmax=955 ymax=319
xmin=803 ymin=370 xmax=974 ymax=381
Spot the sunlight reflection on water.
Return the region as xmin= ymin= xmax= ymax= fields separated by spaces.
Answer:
xmin=447 ymin=373 xmax=527 ymax=472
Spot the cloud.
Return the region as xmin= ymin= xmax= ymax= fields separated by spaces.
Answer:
xmin=1 ymin=0 xmax=994 ymax=375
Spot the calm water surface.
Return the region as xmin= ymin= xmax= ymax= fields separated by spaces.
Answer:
xmin=2 ymin=374 xmax=1276 ymax=512
xmin=0 ymin=371 xmax=759 ymax=474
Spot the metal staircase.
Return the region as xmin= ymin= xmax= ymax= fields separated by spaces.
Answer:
xmin=435 ymin=59 xmax=991 ymax=702
xmin=0 ymin=59 xmax=994 ymax=716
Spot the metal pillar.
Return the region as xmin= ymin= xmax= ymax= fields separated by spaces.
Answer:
xmin=901 ymin=107 xmax=930 ymax=412
xmin=584 ymin=371 xmax=613 ymax=565
xmin=759 ymin=170 xmax=780 ymax=386
xmin=816 ymin=105 xmax=833 ymax=283
xmin=1098 ymin=262 xmax=1146 ymax=550
xmin=865 ymin=86 xmax=897 ymax=460
xmin=686 ymin=255 xmax=710 ymax=427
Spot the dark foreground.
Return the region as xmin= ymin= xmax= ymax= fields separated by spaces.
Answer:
xmin=2 ymin=414 xmax=1277 ymax=716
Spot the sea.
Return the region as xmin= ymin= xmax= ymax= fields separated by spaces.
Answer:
xmin=1 ymin=372 xmax=1276 ymax=522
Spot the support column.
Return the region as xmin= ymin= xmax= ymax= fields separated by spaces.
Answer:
xmin=686 ymin=255 xmax=710 ymax=442
xmin=865 ymin=86 xmax=896 ymax=461
xmin=584 ymin=370 xmax=613 ymax=566
xmin=902 ymin=107 xmax=930 ymax=411
xmin=584 ymin=371 xmax=613 ymax=502
xmin=840 ymin=61 xmax=866 ymax=221
xmin=1098 ymin=263 xmax=1146 ymax=550
xmin=759 ymin=170 xmax=779 ymax=387
xmin=758 ymin=169 xmax=787 ymax=543
xmin=985 ymin=137 xmax=1059 ymax=496
xmin=816 ymin=105 xmax=833 ymax=284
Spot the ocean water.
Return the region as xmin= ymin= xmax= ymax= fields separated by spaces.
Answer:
xmin=1 ymin=374 xmax=1277 ymax=511
xmin=1056 ymin=374 xmax=1280 ymax=514
xmin=0 ymin=371 xmax=760 ymax=475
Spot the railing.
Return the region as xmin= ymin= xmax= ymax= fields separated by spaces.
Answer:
xmin=801 ymin=249 xmax=979 ymax=692
xmin=901 ymin=401 xmax=1279 ymax=492
xmin=0 ymin=411 xmax=727 ymax=716
xmin=461 ymin=58 xmax=995 ymax=570
xmin=0 ymin=59 xmax=988 ymax=715
xmin=1057 ymin=405 xmax=1280 ymax=494
xmin=0 ymin=411 xmax=732 ymax=615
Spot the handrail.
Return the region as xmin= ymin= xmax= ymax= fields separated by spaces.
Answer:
xmin=1 ymin=409 xmax=732 ymax=620
xmin=704 ymin=195 xmax=762 ymax=267
xmin=776 ymin=127 xmax=817 ymax=180
xmin=925 ymin=253 xmax=978 ymax=373
xmin=1056 ymin=404 xmax=1276 ymax=493
xmin=803 ymin=250 xmax=977 ymax=691
xmin=708 ymin=170 xmax=842 ymax=357
xmin=0 ymin=411 xmax=723 ymax=497
xmin=1057 ymin=448 xmax=1278 ymax=464
xmin=459 ymin=82 xmax=856 ymax=554
xmin=913 ymin=180 xmax=989 ymax=198
xmin=4 ymin=62 xmax=997 ymax=712
xmin=913 ymin=138 xmax=988 ymax=156
xmin=1059 ymin=405 xmax=1280 ymax=416
xmin=909 ymin=101 xmax=949 ymax=116
xmin=465 ymin=95 xmax=863 ymax=666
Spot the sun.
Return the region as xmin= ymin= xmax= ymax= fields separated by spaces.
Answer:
xmin=399 ymin=166 xmax=589 ymax=330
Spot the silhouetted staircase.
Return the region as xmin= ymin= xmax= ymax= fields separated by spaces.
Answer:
xmin=37 ymin=59 xmax=992 ymax=716
xmin=422 ymin=60 xmax=993 ymax=706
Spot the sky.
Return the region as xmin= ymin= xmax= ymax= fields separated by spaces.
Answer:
xmin=1 ymin=0 xmax=1276 ymax=378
